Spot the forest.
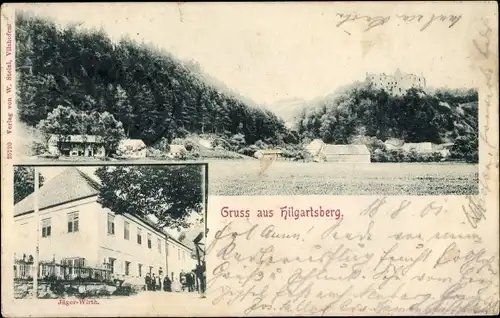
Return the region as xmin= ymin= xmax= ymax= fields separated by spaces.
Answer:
xmin=15 ymin=12 xmax=289 ymax=151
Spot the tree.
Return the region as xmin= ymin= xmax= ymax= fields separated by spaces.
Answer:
xmin=89 ymin=111 xmax=126 ymax=156
xmin=14 ymin=166 xmax=44 ymax=204
xmin=95 ymin=165 xmax=204 ymax=230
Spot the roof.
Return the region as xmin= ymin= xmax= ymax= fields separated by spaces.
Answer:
xmin=384 ymin=138 xmax=404 ymax=147
xmin=14 ymin=167 xmax=100 ymax=216
xmin=198 ymin=139 xmax=213 ymax=149
xmin=305 ymin=139 xmax=325 ymax=150
xmin=402 ymin=142 xmax=433 ymax=151
xmin=321 ymin=144 xmax=370 ymax=156
xmin=256 ymin=150 xmax=283 ymax=154
xmin=49 ymin=135 xmax=104 ymax=143
xmin=119 ymin=139 xmax=146 ymax=149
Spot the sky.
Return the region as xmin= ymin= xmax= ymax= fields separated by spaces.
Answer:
xmin=14 ymin=3 xmax=482 ymax=105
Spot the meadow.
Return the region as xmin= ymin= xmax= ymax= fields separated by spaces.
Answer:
xmin=207 ymin=160 xmax=479 ymax=196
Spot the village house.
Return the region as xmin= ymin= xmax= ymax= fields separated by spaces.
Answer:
xmin=167 ymin=145 xmax=187 ymax=158
xmin=401 ymin=142 xmax=434 ymax=153
xmin=305 ymin=139 xmax=325 ymax=157
xmin=384 ymin=138 xmax=405 ymax=150
xmin=47 ymin=135 xmax=106 ymax=158
xmin=305 ymin=139 xmax=370 ymax=163
xmin=13 ymin=168 xmax=197 ymax=286
xmin=320 ymin=144 xmax=371 ymax=163
xmin=117 ymin=139 xmax=147 ymax=158
xmin=254 ymin=149 xmax=283 ymax=160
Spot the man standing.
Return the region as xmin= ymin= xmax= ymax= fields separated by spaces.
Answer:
xmin=151 ymin=273 xmax=156 ymax=291
xmin=186 ymin=272 xmax=193 ymax=292
xmin=145 ymin=273 xmax=151 ymax=291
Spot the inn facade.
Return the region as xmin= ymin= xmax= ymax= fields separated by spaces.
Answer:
xmin=13 ymin=167 xmax=197 ymax=285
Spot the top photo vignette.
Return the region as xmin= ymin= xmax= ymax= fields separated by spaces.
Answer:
xmin=13 ymin=5 xmax=479 ymax=196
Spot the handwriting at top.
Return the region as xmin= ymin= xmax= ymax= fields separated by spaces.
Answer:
xmin=335 ymin=13 xmax=463 ymax=33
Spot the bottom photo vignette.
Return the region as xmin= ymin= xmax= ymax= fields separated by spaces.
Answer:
xmin=12 ymin=163 xmax=208 ymax=305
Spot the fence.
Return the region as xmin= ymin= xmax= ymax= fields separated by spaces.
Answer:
xmin=14 ymin=259 xmax=112 ymax=282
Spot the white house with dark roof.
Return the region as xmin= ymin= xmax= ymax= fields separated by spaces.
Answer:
xmin=320 ymin=144 xmax=371 ymax=163
xmin=47 ymin=135 xmax=106 ymax=158
xmin=117 ymin=139 xmax=147 ymax=158
xmin=13 ymin=167 xmax=196 ymax=286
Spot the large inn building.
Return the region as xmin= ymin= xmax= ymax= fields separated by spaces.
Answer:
xmin=13 ymin=167 xmax=197 ymax=285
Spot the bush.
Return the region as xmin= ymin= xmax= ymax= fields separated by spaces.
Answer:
xmin=371 ymin=147 xmax=444 ymax=163
xmin=49 ymin=281 xmax=66 ymax=295
xmin=450 ymin=135 xmax=478 ymax=163
xmin=112 ymin=285 xmax=137 ymax=296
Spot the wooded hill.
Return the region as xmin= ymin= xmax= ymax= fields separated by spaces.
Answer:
xmin=294 ymin=82 xmax=478 ymax=145
xmin=15 ymin=12 xmax=288 ymax=148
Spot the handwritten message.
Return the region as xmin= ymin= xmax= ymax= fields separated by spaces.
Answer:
xmin=335 ymin=12 xmax=463 ymax=33
xmin=206 ymin=196 xmax=499 ymax=316
xmin=462 ymin=17 xmax=498 ymax=230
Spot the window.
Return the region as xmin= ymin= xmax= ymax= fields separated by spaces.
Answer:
xmin=147 ymin=233 xmax=152 ymax=249
xmin=125 ymin=261 xmax=130 ymax=276
xmin=41 ymin=218 xmax=51 ymax=238
xmin=178 ymin=248 xmax=180 ymax=260
xmin=137 ymin=228 xmax=142 ymax=245
xmin=109 ymin=258 xmax=116 ymax=274
xmin=107 ymin=214 xmax=115 ymax=235
xmin=67 ymin=212 xmax=79 ymax=233
xmin=124 ymin=221 xmax=130 ymax=240
xmin=183 ymin=251 xmax=185 ymax=261
xmin=157 ymin=239 xmax=162 ymax=254
xmin=138 ymin=264 xmax=142 ymax=277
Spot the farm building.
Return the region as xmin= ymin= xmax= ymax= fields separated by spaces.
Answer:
xmin=305 ymin=139 xmax=325 ymax=156
xmin=319 ymin=144 xmax=371 ymax=163
xmin=47 ymin=134 xmax=105 ymax=158
xmin=167 ymin=145 xmax=187 ymax=158
xmin=198 ymin=139 xmax=213 ymax=149
xmin=254 ymin=149 xmax=283 ymax=160
xmin=433 ymin=142 xmax=454 ymax=158
xmin=384 ymin=138 xmax=404 ymax=150
xmin=402 ymin=142 xmax=433 ymax=153
xmin=117 ymin=139 xmax=147 ymax=158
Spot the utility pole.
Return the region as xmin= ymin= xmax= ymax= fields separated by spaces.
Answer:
xmin=33 ymin=167 xmax=40 ymax=299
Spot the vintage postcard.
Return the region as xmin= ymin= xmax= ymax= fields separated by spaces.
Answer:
xmin=1 ymin=1 xmax=499 ymax=317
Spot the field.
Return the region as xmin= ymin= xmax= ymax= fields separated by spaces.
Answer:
xmin=207 ymin=160 xmax=479 ymax=196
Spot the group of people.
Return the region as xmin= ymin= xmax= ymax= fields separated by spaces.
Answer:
xmin=144 ymin=268 xmax=202 ymax=293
